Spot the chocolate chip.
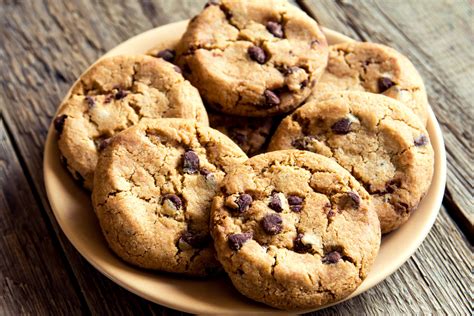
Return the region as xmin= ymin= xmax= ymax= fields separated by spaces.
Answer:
xmin=261 ymin=213 xmax=283 ymax=235
xmin=331 ymin=118 xmax=352 ymax=134
xmin=288 ymin=195 xmax=304 ymax=212
xmin=336 ymin=192 xmax=361 ymax=210
xmin=294 ymin=233 xmax=312 ymax=253
xmin=85 ymin=96 xmax=95 ymax=108
xmin=378 ymin=76 xmax=395 ymax=92
xmin=183 ymin=149 xmax=199 ymax=174
xmin=264 ymin=90 xmax=280 ymax=107
xmin=228 ymin=232 xmax=253 ymax=251
xmin=114 ymin=89 xmax=128 ymax=100
xmin=163 ymin=194 xmax=182 ymax=210
xmin=327 ymin=209 xmax=336 ymax=218
xmin=291 ymin=205 xmax=303 ymax=212
xmin=339 ymin=192 xmax=360 ymax=209
xmin=200 ymin=168 xmax=216 ymax=185
xmin=386 ymin=178 xmax=401 ymax=194
xmin=178 ymin=232 xmax=209 ymax=249
xmin=310 ymin=39 xmax=320 ymax=48
xmin=248 ymin=46 xmax=267 ymax=64
xmin=287 ymin=195 xmax=303 ymax=205
xmin=322 ymin=251 xmax=342 ymax=264
xmin=281 ymin=66 xmax=300 ymax=75
xmin=236 ymin=194 xmax=253 ymax=213
xmin=268 ymin=192 xmax=283 ymax=212
xmin=414 ymin=135 xmax=429 ymax=146
xmin=173 ymin=65 xmax=182 ymax=74
xmin=156 ymin=49 xmax=176 ymax=62
xmin=204 ymin=0 xmax=220 ymax=8
xmin=394 ymin=202 xmax=412 ymax=215
xmin=54 ymin=115 xmax=67 ymax=136
xmin=200 ymin=168 xmax=211 ymax=176
xmin=347 ymin=192 xmax=361 ymax=208
xmin=291 ymin=136 xmax=314 ymax=150
xmin=97 ymin=137 xmax=112 ymax=151
xmin=266 ymin=21 xmax=283 ymax=38
xmin=301 ymin=79 xmax=309 ymax=88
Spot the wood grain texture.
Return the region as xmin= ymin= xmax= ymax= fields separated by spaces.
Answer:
xmin=300 ymin=0 xmax=473 ymax=240
xmin=0 ymin=118 xmax=84 ymax=315
xmin=0 ymin=0 xmax=208 ymax=314
xmin=0 ymin=0 xmax=471 ymax=314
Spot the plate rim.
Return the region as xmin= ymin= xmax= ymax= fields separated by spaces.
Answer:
xmin=43 ymin=19 xmax=447 ymax=314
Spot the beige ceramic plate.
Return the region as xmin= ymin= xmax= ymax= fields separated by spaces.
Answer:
xmin=44 ymin=20 xmax=446 ymax=314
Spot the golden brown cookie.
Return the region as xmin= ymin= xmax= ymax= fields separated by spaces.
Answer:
xmin=309 ymin=42 xmax=429 ymax=125
xmin=211 ymin=150 xmax=380 ymax=310
xmin=176 ymin=0 xmax=328 ymax=117
xmin=53 ymin=55 xmax=208 ymax=189
xmin=92 ymin=119 xmax=247 ymax=276
xmin=269 ymin=91 xmax=434 ymax=233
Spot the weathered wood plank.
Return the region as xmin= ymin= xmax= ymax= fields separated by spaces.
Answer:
xmin=0 ymin=0 xmax=208 ymax=314
xmin=0 ymin=118 xmax=85 ymax=315
xmin=300 ymin=0 xmax=473 ymax=240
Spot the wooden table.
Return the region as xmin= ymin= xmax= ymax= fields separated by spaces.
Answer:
xmin=1 ymin=0 xmax=471 ymax=314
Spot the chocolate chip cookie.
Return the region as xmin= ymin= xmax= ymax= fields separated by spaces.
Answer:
xmin=53 ymin=55 xmax=208 ymax=189
xmin=309 ymin=42 xmax=429 ymax=125
xmin=176 ymin=0 xmax=328 ymax=117
xmin=208 ymin=110 xmax=280 ymax=156
xmin=269 ymin=91 xmax=434 ymax=233
xmin=92 ymin=118 xmax=247 ymax=276
xmin=211 ymin=150 xmax=380 ymax=310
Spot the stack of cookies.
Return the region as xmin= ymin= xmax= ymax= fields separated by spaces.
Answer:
xmin=53 ymin=0 xmax=434 ymax=311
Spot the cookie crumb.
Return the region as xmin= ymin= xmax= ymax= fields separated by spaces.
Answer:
xmin=322 ymin=251 xmax=342 ymax=264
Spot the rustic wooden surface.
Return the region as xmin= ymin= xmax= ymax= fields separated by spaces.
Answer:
xmin=0 ymin=0 xmax=471 ymax=315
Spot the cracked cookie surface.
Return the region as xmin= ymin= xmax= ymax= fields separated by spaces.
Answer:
xmin=92 ymin=118 xmax=247 ymax=276
xmin=269 ymin=91 xmax=434 ymax=233
xmin=54 ymin=55 xmax=208 ymax=190
xmin=210 ymin=150 xmax=380 ymax=310
xmin=208 ymin=109 xmax=280 ymax=156
xmin=176 ymin=0 xmax=328 ymax=117
xmin=308 ymin=42 xmax=429 ymax=125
